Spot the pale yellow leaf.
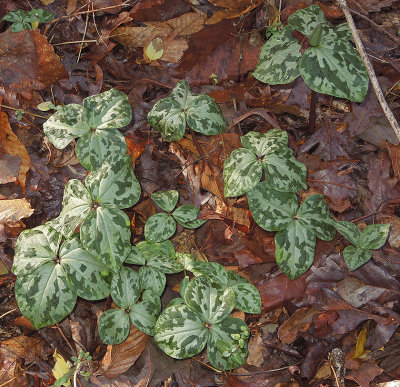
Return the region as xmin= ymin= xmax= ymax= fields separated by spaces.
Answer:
xmin=52 ymin=350 xmax=72 ymax=386
xmin=40 ymin=0 xmax=55 ymax=4
xmin=145 ymin=38 xmax=164 ymax=61
xmin=353 ymin=323 xmax=368 ymax=359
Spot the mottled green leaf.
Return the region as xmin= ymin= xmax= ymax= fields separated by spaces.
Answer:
xmin=151 ymin=190 xmax=178 ymax=212
xmin=359 ymin=224 xmax=390 ymax=250
xmin=80 ymin=207 xmax=131 ymax=272
xmin=343 ymin=246 xmax=372 ymax=271
xmin=98 ymin=309 xmax=130 ymax=345
xmin=111 ymin=266 xmax=141 ymax=309
xmin=179 ymin=217 xmax=207 ymax=229
xmin=125 ymin=246 xmax=146 ymax=265
xmin=247 ymin=181 xmax=298 ymax=231
xmin=144 ymin=213 xmax=176 ymax=242
xmin=172 ymin=204 xmax=199 ymax=225
xmin=335 ymin=221 xmax=361 ymax=246
xmin=241 ymin=129 xmax=288 ymax=154
xmin=139 ymin=266 xmax=166 ymax=296
xmin=230 ymin=283 xmax=261 ymax=314
xmin=287 ymin=4 xmax=326 ymax=37
xmin=253 ymin=26 xmax=301 ymax=85
xmin=130 ymin=299 xmax=161 ymax=336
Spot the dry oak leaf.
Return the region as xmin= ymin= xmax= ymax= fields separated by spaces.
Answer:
xmin=0 ymin=112 xmax=30 ymax=191
xmin=206 ymin=0 xmax=262 ymax=25
xmin=0 ymin=154 xmax=21 ymax=184
xmin=0 ymin=199 xmax=33 ymax=223
xmin=0 ymin=29 xmax=67 ymax=100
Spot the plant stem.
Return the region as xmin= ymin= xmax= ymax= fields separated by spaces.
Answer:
xmin=309 ymin=89 xmax=318 ymax=134
xmin=0 ymin=104 xmax=49 ymax=119
xmin=336 ymin=0 xmax=400 ymax=143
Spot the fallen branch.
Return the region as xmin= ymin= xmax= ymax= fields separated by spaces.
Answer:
xmin=337 ymin=0 xmax=400 ymax=143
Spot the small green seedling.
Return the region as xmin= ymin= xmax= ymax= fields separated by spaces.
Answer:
xmin=144 ymin=190 xmax=206 ymax=242
xmin=335 ymin=221 xmax=390 ymax=270
xmin=43 ymin=88 xmax=132 ymax=170
xmin=253 ymin=4 xmax=368 ymax=102
xmin=147 ymin=80 xmax=227 ymax=141
xmin=2 ymin=8 xmax=54 ymax=32
xmin=223 ymin=129 xmax=307 ymax=197
xmin=15 ymin=109 xmax=25 ymax=121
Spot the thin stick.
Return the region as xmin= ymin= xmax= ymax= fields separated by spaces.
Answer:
xmin=77 ymin=3 xmax=90 ymax=63
xmin=0 ymin=104 xmax=49 ymax=119
xmin=337 ymin=0 xmax=400 ymax=142
xmin=0 ymin=308 xmax=18 ymax=320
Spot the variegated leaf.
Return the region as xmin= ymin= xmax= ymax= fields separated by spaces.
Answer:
xmin=144 ymin=213 xmax=176 ymax=242
xmin=359 ymin=224 xmax=390 ymax=250
xmin=179 ymin=276 xmax=190 ymax=298
xmin=335 ymin=221 xmax=361 ymax=246
xmin=151 ymin=190 xmax=179 ymax=212
xmin=111 ymin=266 xmax=141 ymax=309
xmin=50 ymin=179 xmax=91 ymax=238
xmin=230 ymin=283 xmax=261 ymax=314
xmin=14 ymin=263 xmax=77 ymax=329
xmin=275 ymin=222 xmax=317 ymax=279
xmin=170 ymin=79 xmax=191 ymax=105
xmin=240 ymin=129 xmax=288 ymax=155
xmin=297 ymin=194 xmax=335 ymax=241
xmin=299 ymin=23 xmax=368 ymax=102
xmin=207 ymin=318 xmax=249 ymax=370
xmin=247 ymin=182 xmax=298 ymax=231
xmin=98 ymin=309 xmax=130 ymax=345
xmin=184 ymin=276 xmax=235 ymax=324
xmin=186 ymin=94 xmax=227 ymax=135
xmin=83 ymin=88 xmax=132 ymax=130
xmin=75 ymin=130 xmax=127 ymax=171
xmin=125 ymin=245 xmax=146 ymax=265
xmin=343 ymin=246 xmax=372 ymax=271
xmin=130 ymin=299 xmax=161 ymax=336
xmin=253 ymin=26 xmax=301 ymax=85
xmin=139 ymin=266 xmax=166 ymax=296
xmin=179 ymin=218 xmax=207 ymax=229
xmin=60 ymin=234 xmax=111 ymax=300
xmin=172 ymin=204 xmax=199 ymax=225
xmin=154 ymin=304 xmax=208 ymax=359
xmin=86 ymin=154 xmax=141 ymax=209
xmin=43 ymin=104 xmax=90 ymax=149
xmin=80 ymin=207 xmax=131 ymax=272
xmin=287 ymin=4 xmax=327 ymax=38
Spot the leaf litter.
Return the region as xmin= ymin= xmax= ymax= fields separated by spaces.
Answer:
xmin=1 ymin=0 xmax=400 ymax=385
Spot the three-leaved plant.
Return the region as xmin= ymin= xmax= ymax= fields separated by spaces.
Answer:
xmin=50 ymin=154 xmax=141 ymax=271
xmin=12 ymin=224 xmax=111 ymax=329
xmin=147 ymin=80 xmax=227 ymax=141
xmin=44 ymin=88 xmax=132 ymax=170
xmin=253 ymin=4 xmax=369 ymax=102
xmin=335 ymin=221 xmax=390 ymax=270
xmin=144 ymin=190 xmax=206 ymax=242
xmin=2 ymin=8 xmax=54 ymax=32
xmin=154 ymin=275 xmax=250 ymax=370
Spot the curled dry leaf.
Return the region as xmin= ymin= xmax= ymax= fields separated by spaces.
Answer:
xmin=0 ymin=199 xmax=34 ymax=223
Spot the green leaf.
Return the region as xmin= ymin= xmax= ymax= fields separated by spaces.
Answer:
xmin=83 ymin=88 xmax=132 ymax=130
xmin=43 ymin=104 xmax=90 ymax=149
xmin=253 ymin=26 xmax=301 ymax=85
xmin=86 ymin=154 xmax=141 ymax=209
xmin=275 ymin=222 xmax=317 ymax=279
xmin=144 ymin=213 xmax=176 ymax=242
xmin=14 ymin=264 xmax=77 ymax=329
xmin=172 ymin=204 xmax=199 ymax=225
xmin=26 ymin=9 xmax=54 ymax=23
xmin=154 ymin=304 xmax=208 ymax=359
xmin=3 ymin=9 xmax=27 ymax=23
xmin=130 ymin=299 xmax=161 ymax=336
xmin=247 ymin=182 xmax=298 ymax=231
xmin=241 ymin=129 xmax=288 ymax=154
xmin=125 ymin=246 xmax=146 ymax=265
xmin=287 ymin=4 xmax=327 ymax=38
xmin=98 ymin=309 xmax=130 ymax=345
xmin=139 ymin=266 xmax=166 ymax=296
xmin=110 ymin=266 xmax=141 ymax=309
xmin=297 ymin=194 xmax=335 ymax=241
xmin=80 ymin=208 xmax=131 ymax=272
xmin=179 ymin=218 xmax=207 ymax=229
xmin=75 ymin=130 xmax=127 ymax=171
xmin=343 ymin=246 xmax=372 ymax=271
xmin=335 ymin=221 xmax=361 ymax=246
xmin=151 ymin=190 xmax=179 ymax=212
xmin=230 ymin=283 xmax=261 ymax=314
xmin=359 ymin=224 xmax=390 ymax=250
xmin=184 ymin=276 xmax=235 ymax=324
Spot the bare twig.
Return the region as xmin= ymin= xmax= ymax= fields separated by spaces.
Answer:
xmin=337 ymin=0 xmax=400 ymax=142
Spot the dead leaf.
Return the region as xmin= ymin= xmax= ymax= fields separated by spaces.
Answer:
xmin=101 ymin=324 xmax=147 ymax=378
xmin=0 ymin=154 xmax=20 ymax=184
xmin=346 ymin=361 xmax=383 ymax=386
xmin=246 ymin=333 xmax=265 ymax=367
xmin=93 ymin=0 xmax=122 ymax=14
xmin=0 ymin=199 xmax=33 ymax=223
xmin=206 ymin=0 xmax=262 ymax=25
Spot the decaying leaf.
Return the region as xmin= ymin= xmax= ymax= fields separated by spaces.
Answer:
xmin=0 ymin=199 xmax=34 ymax=223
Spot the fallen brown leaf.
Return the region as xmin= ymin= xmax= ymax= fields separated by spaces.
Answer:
xmin=0 ymin=199 xmax=33 ymax=223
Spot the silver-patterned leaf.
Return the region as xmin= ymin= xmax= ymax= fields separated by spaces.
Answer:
xmin=240 ymin=129 xmax=288 ymax=155
xmin=80 ymin=207 xmax=131 ymax=272
xmin=253 ymin=26 xmax=301 ymax=85
xmin=297 ymin=194 xmax=335 ymax=241
xmin=86 ymin=154 xmax=141 ymax=209
xmin=43 ymin=104 xmax=90 ymax=149
xmin=230 ymin=283 xmax=262 ymax=314
xmin=247 ymin=181 xmax=298 ymax=231
xmin=111 ymin=266 xmax=141 ymax=309
xmin=179 ymin=218 xmax=207 ymax=229
xmin=14 ymin=263 xmax=77 ymax=329
xmin=172 ymin=204 xmax=199 ymax=225
xmin=130 ymin=299 xmax=161 ymax=336
xmin=83 ymin=88 xmax=132 ymax=130
xmin=151 ymin=190 xmax=179 ymax=212
xmin=275 ymin=223 xmax=317 ymax=279
xmin=98 ymin=309 xmax=130 ymax=345
xmin=287 ymin=4 xmax=327 ymax=38
xmin=154 ymin=304 xmax=208 ymax=359
xmin=125 ymin=245 xmax=146 ymax=265
xmin=359 ymin=224 xmax=390 ymax=250
xmin=75 ymin=130 xmax=127 ymax=171
xmin=60 ymin=234 xmax=111 ymax=300
xmin=50 ymin=179 xmax=91 ymax=238
xmin=335 ymin=221 xmax=361 ymax=246
xmin=144 ymin=213 xmax=176 ymax=242
xmin=343 ymin=246 xmax=372 ymax=271
xmin=139 ymin=266 xmax=166 ymax=296
xmin=184 ymin=276 xmax=235 ymax=324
